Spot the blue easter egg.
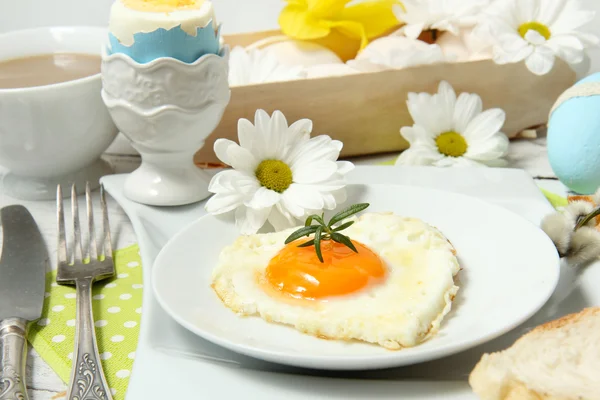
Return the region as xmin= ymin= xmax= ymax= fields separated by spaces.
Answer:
xmin=548 ymin=72 xmax=600 ymax=195
xmin=109 ymin=20 xmax=221 ymax=64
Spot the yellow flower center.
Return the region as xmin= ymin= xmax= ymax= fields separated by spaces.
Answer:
xmin=435 ymin=132 xmax=468 ymax=157
xmin=255 ymin=160 xmax=293 ymax=193
xmin=518 ymin=22 xmax=551 ymax=40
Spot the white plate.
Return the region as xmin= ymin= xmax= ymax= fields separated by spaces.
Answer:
xmin=152 ymin=183 xmax=560 ymax=370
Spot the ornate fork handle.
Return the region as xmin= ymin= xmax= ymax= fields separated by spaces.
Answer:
xmin=0 ymin=318 xmax=28 ymax=400
xmin=68 ymin=279 xmax=112 ymax=400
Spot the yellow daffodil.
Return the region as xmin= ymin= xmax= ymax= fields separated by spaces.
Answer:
xmin=279 ymin=0 xmax=402 ymax=52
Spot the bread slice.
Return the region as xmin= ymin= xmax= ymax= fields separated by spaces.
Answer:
xmin=469 ymin=308 xmax=600 ymax=400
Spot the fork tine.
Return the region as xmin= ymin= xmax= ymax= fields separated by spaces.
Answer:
xmin=57 ymin=185 xmax=68 ymax=265
xmin=71 ymin=184 xmax=84 ymax=263
xmin=100 ymin=184 xmax=113 ymax=259
xmin=86 ymin=182 xmax=98 ymax=261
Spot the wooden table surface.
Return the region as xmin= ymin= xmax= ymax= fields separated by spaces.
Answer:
xmin=0 ymin=135 xmax=567 ymax=399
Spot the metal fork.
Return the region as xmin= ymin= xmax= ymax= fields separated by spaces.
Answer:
xmin=57 ymin=183 xmax=114 ymax=400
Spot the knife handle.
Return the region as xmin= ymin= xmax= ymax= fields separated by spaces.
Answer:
xmin=0 ymin=318 xmax=29 ymax=400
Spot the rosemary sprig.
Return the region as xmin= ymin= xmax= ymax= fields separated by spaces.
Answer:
xmin=284 ymin=203 xmax=370 ymax=262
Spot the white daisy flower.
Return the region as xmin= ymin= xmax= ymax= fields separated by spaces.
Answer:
xmin=474 ymin=0 xmax=599 ymax=76
xmin=397 ymin=81 xmax=509 ymax=168
xmin=206 ymin=110 xmax=354 ymax=234
xmin=393 ymin=0 xmax=491 ymax=39
xmin=347 ymin=36 xmax=446 ymax=72
xmin=228 ymin=46 xmax=306 ymax=87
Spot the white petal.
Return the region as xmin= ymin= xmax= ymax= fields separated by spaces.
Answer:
xmin=403 ymin=22 xmax=427 ymax=40
xmin=265 ymin=110 xmax=289 ymax=159
xmin=466 ymin=132 xmax=509 ymax=161
xmin=292 ymin=161 xmax=338 ymax=184
xmin=546 ymin=35 xmax=585 ymax=64
xmin=437 ymin=81 xmax=457 ymax=127
xmin=434 ymin=156 xmax=486 ymax=168
xmin=208 ymin=169 xmax=244 ymax=192
xmin=525 ymin=46 xmax=556 ymax=75
xmin=516 ymin=0 xmax=540 ymax=23
xmin=235 ymin=206 xmax=270 ymax=235
xmin=400 ymin=125 xmax=436 ymax=146
xmin=287 ymin=136 xmax=340 ymax=168
xmin=453 ymin=93 xmax=483 ymax=134
xmin=205 ymin=192 xmax=244 ymax=215
xmin=494 ymin=36 xmax=533 ymax=64
xmin=213 ymin=139 xmax=236 ymax=165
xmin=396 ymin=144 xmax=443 ymax=166
xmin=336 ymin=161 xmax=355 ymax=175
xmin=285 ymin=184 xmax=325 ymax=210
xmin=246 ymin=187 xmax=281 ymax=209
xmin=227 ymin=144 xmax=259 ymax=172
xmin=237 ymin=118 xmax=256 ymax=150
xmin=281 ymin=191 xmax=308 ymax=218
xmin=287 ymin=119 xmax=313 ymax=144
xmin=525 ymin=30 xmax=547 ymax=46
xmin=268 ymin=205 xmax=298 ymax=232
xmin=321 ymin=192 xmax=337 ymax=210
xmin=463 ymin=108 xmax=506 ymax=142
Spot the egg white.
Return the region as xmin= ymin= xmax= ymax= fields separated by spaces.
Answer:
xmin=211 ymin=212 xmax=460 ymax=350
xmin=109 ymin=0 xmax=216 ymax=46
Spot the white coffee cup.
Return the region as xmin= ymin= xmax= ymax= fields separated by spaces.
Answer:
xmin=0 ymin=26 xmax=118 ymax=200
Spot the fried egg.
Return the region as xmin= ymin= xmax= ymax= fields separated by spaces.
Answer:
xmin=211 ymin=212 xmax=460 ymax=350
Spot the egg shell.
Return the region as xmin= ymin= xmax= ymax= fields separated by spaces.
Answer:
xmin=548 ymin=72 xmax=600 ymax=195
xmin=355 ymin=36 xmax=431 ymax=61
xmin=263 ymin=40 xmax=343 ymax=68
xmin=108 ymin=20 xmax=221 ymax=64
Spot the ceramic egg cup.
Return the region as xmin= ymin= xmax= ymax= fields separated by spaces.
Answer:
xmin=101 ymin=46 xmax=231 ymax=206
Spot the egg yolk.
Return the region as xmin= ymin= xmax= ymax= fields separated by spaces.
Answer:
xmin=122 ymin=0 xmax=203 ymax=12
xmin=265 ymin=240 xmax=386 ymax=300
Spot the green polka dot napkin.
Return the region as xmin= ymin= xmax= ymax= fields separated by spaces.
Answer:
xmin=28 ymin=245 xmax=143 ymax=399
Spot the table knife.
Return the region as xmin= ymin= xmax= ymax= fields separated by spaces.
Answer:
xmin=0 ymin=205 xmax=48 ymax=400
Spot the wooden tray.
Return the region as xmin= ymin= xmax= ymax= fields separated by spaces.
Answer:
xmin=194 ymin=30 xmax=576 ymax=165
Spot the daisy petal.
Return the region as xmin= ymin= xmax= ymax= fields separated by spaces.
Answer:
xmin=403 ymin=22 xmax=427 ymax=40
xmin=266 ymin=110 xmax=289 ymax=159
xmin=292 ymin=160 xmax=338 ymax=184
xmin=281 ymin=190 xmax=308 ymax=218
xmin=285 ymin=184 xmax=325 ymax=210
xmin=453 ymin=93 xmax=483 ymax=134
xmin=546 ymin=35 xmax=585 ymax=64
xmin=235 ymin=206 xmax=270 ymax=235
xmin=434 ymin=156 xmax=486 ymax=168
xmin=213 ymin=139 xmax=237 ymax=165
xmin=400 ymin=125 xmax=436 ymax=145
xmin=227 ymin=144 xmax=259 ymax=172
xmin=466 ymin=132 xmax=509 ymax=161
xmin=287 ymin=119 xmax=313 ymax=144
xmin=525 ymin=46 xmax=556 ymax=75
xmin=525 ymin=30 xmax=547 ymax=46
xmin=246 ymin=187 xmax=281 ymax=209
xmin=237 ymin=118 xmax=256 ymax=150
xmin=396 ymin=144 xmax=443 ymax=166
xmin=336 ymin=161 xmax=355 ymax=175
xmin=208 ymin=169 xmax=244 ymax=192
xmin=205 ymin=192 xmax=244 ymax=215
xmin=287 ymin=136 xmax=340 ymax=167
xmin=463 ymin=108 xmax=506 ymax=142
xmin=437 ymin=81 xmax=457 ymax=126
xmin=268 ymin=205 xmax=298 ymax=232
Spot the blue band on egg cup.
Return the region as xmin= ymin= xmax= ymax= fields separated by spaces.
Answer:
xmin=108 ymin=19 xmax=221 ymax=64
